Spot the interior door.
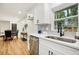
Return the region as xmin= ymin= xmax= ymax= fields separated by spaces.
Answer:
xmin=12 ymin=24 xmax=17 ymax=31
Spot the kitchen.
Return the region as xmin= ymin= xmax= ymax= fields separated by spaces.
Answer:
xmin=0 ymin=3 xmax=79 ymax=55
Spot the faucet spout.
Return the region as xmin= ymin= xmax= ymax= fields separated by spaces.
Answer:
xmin=59 ymin=22 xmax=64 ymax=37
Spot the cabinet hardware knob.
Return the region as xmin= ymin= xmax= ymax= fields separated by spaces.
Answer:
xmin=51 ymin=52 xmax=53 ymax=55
xmin=48 ymin=50 xmax=50 ymax=55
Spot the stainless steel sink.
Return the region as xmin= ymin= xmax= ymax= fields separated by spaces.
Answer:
xmin=46 ymin=36 xmax=76 ymax=43
xmin=46 ymin=36 xmax=56 ymax=39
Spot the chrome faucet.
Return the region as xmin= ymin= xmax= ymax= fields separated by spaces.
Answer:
xmin=58 ymin=22 xmax=64 ymax=37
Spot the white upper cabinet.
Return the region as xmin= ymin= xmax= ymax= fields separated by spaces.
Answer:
xmin=33 ymin=4 xmax=53 ymax=24
xmin=33 ymin=4 xmax=45 ymax=24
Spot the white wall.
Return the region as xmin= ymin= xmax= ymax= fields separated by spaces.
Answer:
xmin=18 ymin=3 xmax=73 ymax=35
xmin=0 ymin=17 xmax=18 ymax=34
xmin=44 ymin=3 xmax=56 ymax=31
xmin=0 ymin=21 xmax=10 ymax=34
xmin=0 ymin=15 xmax=19 ymax=30
xmin=32 ymin=3 xmax=63 ymax=31
xmin=27 ymin=3 xmax=55 ymax=32
xmin=17 ymin=18 xmax=36 ymax=37
xmin=33 ymin=4 xmax=45 ymax=22
xmin=17 ymin=3 xmax=63 ymax=35
xmin=17 ymin=4 xmax=45 ymax=35
xmin=17 ymin=19 xmax=26 ymax=37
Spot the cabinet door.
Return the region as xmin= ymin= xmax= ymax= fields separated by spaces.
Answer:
xmin=39 ymin=38 xmax=65 ymax=55
xmin=39 ymin=43 xmax=49 ymax=55
xmin=39 ymin=38 xmax=79 ymax=55
xmin=39 ymin=42 xmax=63 ymax=55
xmin=49 ymin=48 xmax=65 ymax=55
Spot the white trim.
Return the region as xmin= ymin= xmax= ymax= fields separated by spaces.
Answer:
xmin=52 ymin=3 xmax=77 ymax=12
xmin=55 ymin=15 xmax=78 ymax=20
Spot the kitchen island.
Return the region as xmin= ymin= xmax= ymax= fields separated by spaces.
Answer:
xmin=28 ymin=33 xmax=79 ymax=55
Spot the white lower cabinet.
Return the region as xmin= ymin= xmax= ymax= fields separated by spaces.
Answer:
xmin=49 ymin=48 xmax=64 ymax=55
xmin=39 ymin=43 xmax=64 ymax=55
xmin=39 ymin=39 xmax=64 ymax=55
xmin=39 ymin=43 xmax=49 ymax=55
xmin=39 ymin=38 xmax=79 ymax=55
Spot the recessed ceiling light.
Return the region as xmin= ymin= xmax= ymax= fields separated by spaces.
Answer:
xmin=18 ymin=11 xmax=22 ymax=14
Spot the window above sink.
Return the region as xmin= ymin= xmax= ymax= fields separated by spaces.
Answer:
xmin=54 ymin=4 xmax=78 ymax=32
xmin=55 ymin=4 xmax=78 ymax=19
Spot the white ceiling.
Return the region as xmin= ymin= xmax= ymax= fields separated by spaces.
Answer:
xmin=0 ymin=3 xmax=37 ymax=21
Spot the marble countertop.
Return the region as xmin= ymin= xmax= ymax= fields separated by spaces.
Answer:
xmin=28 ymin=33 xmax=79 ymax=50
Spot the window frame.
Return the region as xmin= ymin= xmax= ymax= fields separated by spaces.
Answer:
xmin=54 ymin=4 xmax=78 ymax=32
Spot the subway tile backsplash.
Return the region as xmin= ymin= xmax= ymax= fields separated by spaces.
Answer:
xmin=37 ymin=24 xmax=51 ymax=33
xmin=48 ymin=31 xmax=76 ymax=38
xmin=37 ymin=24 xmax=77 ymax=39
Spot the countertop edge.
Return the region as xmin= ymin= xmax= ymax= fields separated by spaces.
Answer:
xmin=29 ymin=33 xmax=79 ymax=50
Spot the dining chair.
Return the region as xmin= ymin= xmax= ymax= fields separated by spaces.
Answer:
xmin=4 ymin=30 xmax=12 ymax=41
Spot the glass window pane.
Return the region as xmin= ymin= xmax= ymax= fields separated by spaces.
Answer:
xmin=54 ymin=4 xmax=78 ymax=32
xmin=55 ymin=4 xmax=78 ymax=19
xmin=64 ymin=10 xmax=67 ymax=17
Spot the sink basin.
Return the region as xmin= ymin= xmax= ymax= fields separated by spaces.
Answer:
xmin=46 ymin=36 xmax=76 ymax=43
xmin=46 ymin=36 xmax=57 ymax=39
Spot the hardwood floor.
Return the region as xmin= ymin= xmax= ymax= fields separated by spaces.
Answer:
xmin=0 ymin=37 xmax=29 ymax=55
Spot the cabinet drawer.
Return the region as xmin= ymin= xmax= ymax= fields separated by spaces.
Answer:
xmin=49 ymin=48 xmax=65 ymax=55
xmin=39 ymin=43 xmax=49 ymax=55
xmin=39 ymin=42 xmax=64 ymax=55
xmin=39 ymin=38 xmax=79 ymax=55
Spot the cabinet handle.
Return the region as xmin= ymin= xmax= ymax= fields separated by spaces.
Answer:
xmin=51 ymin=52 xmax=53 ymax=55
xmin=48 ymin=51 xmax=53 ymax=55
xmin=48 ymin=50 xmax=50 ymax=55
